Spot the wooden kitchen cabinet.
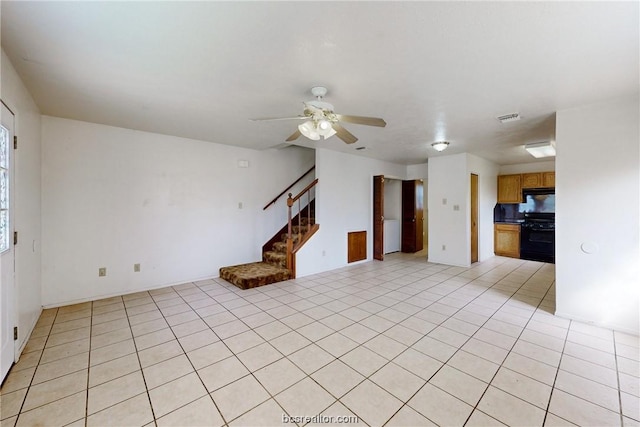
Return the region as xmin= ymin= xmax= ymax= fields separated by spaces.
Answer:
xmin=494 ymin=223 xmax=520 ymax=258
xmin=497 ymin=174 xmax=522 ymax=203
xmin=543 ymin=172 xmax=555 ymax=187
xmin=522 ymin=173 xmax=543 ymax=189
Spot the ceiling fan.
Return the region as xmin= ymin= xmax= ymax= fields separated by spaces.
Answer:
xmin=251 ymin=86 xmax=386 ymax=144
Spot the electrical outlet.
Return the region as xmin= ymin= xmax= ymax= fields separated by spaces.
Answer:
xmin=442 ymin=245 xmax=446 ymax=251
xmin=442 ymin=198 xmax=447 ymax=205
xmin=453 ymin=204 xmax=460 ymax=211
xmin=134 ymin=263 xmax=141 ymax=272
xmin=98 ymin=267 xmax=106 ymax=277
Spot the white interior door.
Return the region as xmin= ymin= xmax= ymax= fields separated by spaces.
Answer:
xmin=0 ymin=102 xmax=16 ymax=382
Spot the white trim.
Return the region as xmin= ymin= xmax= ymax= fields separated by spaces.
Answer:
xmin=41 ymin=274 xmax=221 ymax=309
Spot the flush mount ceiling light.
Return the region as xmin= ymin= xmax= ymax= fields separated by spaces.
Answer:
xmin=431 ymin=141 xmax=450 ymax=152
xmin=525 ymin=141 xmax=556 ymax=158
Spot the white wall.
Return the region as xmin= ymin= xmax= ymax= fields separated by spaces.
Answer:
xmin=383 ymin=179 xmax=402 ymax=221
xmin=468 ymin=154 xmax=499 ymax=262
xmin=428 ymin=153 xmax=498 ymax=266
xmin=499 ymin=160 xmax=555 ymax=174
xmin=555 ymin=95 xmax=639 ymax=334
xmin=41 ymin=117 xmax=314 ymax=306
xmin=295 ymin=148 xmax=405 ymax=277
xmin=427 ymin=154 xmax=468 ymax=266
xmin=1 ymin=50 xmax=43 ymax=355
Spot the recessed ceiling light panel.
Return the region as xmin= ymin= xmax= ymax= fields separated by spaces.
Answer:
xmin=525 ymin=141 xmax=556 ymax=158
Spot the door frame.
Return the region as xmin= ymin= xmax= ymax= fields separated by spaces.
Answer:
xmin=373 ymin=175 xmax=384 ymax=260
xmin=0 ymin=100 xmax=16 ymax=382
xmin=470 ymin=173 xmax=479 ymax=263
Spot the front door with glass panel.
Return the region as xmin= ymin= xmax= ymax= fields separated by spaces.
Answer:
xmin=0 ymin=102 xmax=15 ymax=382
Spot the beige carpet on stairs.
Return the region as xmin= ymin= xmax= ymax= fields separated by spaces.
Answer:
xmin=219 ymin=219 xmax=313 ymax=290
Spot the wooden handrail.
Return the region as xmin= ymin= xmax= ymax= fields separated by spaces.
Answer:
xmin=287 ymin=179 xmax=318 ymax=206
xmin=263 ymin=165 xmax=315 ymax=210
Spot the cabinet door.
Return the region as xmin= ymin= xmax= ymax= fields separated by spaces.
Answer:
xmin=543 ymin=172 xmax=555 ymax=187
xmin=494 ymin=224 xmax=520 ymax=258
xmin=348 ymin=231 xmax=367 ymax=263
xmin=497 ymin=174 xmax=522 ymax=203
xmin=522 ymin=173 xmax=543 ymax=189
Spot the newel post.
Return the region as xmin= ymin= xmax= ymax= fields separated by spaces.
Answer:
xmin=286 ymin=193 xmax=294 ymax=270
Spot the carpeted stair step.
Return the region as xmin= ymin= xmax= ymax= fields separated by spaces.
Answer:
xmin=280 ymin=233 xmax=301 ymax=243
xmin=292 ymin=225 xmax=309 ymax=234
xmin=299 ymin=216 xmax=315 ymax=226
xmin=263 ymin=251 xmax=287 ymax=268
xmin=219 ymin=262 xmax=291 ymax=290
xmin=273 ymin=241 xmax=287 ymax=253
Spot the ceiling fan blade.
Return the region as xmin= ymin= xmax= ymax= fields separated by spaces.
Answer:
xmin=336 ymin=114 xmax=387 ymax=127
xmin=285 ymin=129 xmax=302 ymax=141
xmin=250 ymin=116 xmax=307 ymax=122
xmin=333 ymin=123 xmax=358 ymax=144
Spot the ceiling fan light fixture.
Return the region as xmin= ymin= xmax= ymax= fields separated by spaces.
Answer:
xmin=525 ymin=141 xmax=556 ymax=158
xmin=431 ymin=141 xmax=450 ymax=152
xmin=320 ymin=126 xmax=336 ymax=139
xmin=298 ymin=121 xmax=320 ymax=140
xmin=318 ymin=119 xmax=332 ymax=130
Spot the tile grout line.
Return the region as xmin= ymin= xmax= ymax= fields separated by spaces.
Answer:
xmin=122 ymin=294 xmax=160 ymax=427
xmin=459 ymin=264 xmax=557 ymax=426
xmin=83 ymin=301 xmax=93 ymax=427
xmin=8 ymin=256 xmax=637 ymax=427
xmin=612 ymin=330 xmax=625 ymax=426
xmin=12 ymin=307 xmax=60 ymax=426
xmin=539 ymin=281 xmax=570 ymax=427
xmin=378 ymin=261 xmax=552 ymax=426
xmin=430 ymin=263 xmax=550 ymax=420
xmin=186 ymin=281 xmax=308 ymax=427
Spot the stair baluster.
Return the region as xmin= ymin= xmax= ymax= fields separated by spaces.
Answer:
xmin=286 ymin=178 xmax=319 ymax=276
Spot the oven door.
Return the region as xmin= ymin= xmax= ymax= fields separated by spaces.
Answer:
xmin=520 ymin=227 xmax=555 ymax=263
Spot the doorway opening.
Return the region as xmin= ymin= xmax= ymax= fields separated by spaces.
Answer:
xmin=373 ymin=175 xmax=426 ymax=261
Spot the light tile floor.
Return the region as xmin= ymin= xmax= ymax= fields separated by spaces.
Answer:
xmin=1 ymin=254 xmax=639 ymax=426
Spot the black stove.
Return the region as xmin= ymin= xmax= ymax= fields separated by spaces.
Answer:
xmin=520 ymin=213 xmax=555 ymax=263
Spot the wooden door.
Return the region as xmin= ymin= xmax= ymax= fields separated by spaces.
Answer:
xmin=373 ymin=175 xmax=384 ymax=260
xmin=402 ymin=180 xmax=423 ymax=253
xmin=471 ymin=174 xmax=478 ymax=263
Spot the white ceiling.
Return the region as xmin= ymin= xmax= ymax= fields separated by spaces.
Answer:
xmin=1 ymin=2 xmax=638 ymax=165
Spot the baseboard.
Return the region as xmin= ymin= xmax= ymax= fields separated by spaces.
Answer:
xmin=42 ymin=274 xmax=219 ymax=309
xmin=15 ymin=307 xmax=43 ymax=362
xmin=554 ymin=311 xmax=639 ymax=336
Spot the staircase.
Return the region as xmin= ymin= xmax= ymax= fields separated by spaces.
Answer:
xmin=219 ymin=180 xmax=318 ymax=290
xmin=219 ymin=216 xmax=314 ymax=290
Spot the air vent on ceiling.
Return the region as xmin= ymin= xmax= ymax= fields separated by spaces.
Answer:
xmin=355 ymin=147 xmax=366 ymax=150
xmin=497 ymin=113 xmax=521 ymax=123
